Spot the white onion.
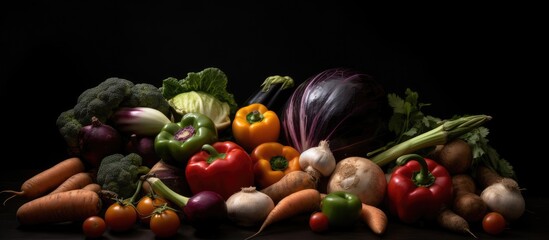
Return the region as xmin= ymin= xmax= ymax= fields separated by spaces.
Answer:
xmin=480 ymin=178 xmax=525 ymax=221
xmin=226 ymin=187 xmax=274 ymax=227
xmin=327 ymin=156 xmax=387 ymax=206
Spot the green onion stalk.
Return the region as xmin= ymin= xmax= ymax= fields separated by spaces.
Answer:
xmin=371 ymin=114 xmax=492 ymax=167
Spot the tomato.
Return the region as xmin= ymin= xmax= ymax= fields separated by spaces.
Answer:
xmin=136 ymin=195 xmax=168 ymax=225
xmin=104 ymin=202 xmax=138 ymax=232
xmin=150 ymin=208 xmax=181 ymax=238
xmin=482 ymin=211 xmax=506 ymax=235
xmin=82 ymin=216 xmax=106 ymax=238
xmin=309 ymin=211 xmax=330 ymax=233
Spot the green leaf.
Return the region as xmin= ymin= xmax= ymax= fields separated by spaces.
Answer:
xmin=385 ymin=88 xmax=432 ymax=144
xmin=423 ymin=115 xmax=441 ymax=128
xmin=388 ymin=114 xmax=405 ymax=133
xmin=471 ymin=145 xmax=486 ymax=159
xmin=403 ymin=127 xmax=418 ymax=136
xmin=388 ymin=93 xmax=406 ymax=114
xmin=404 ymin=88 xmax=419 ymax=106
xmin=161 ymin=77 xmax=185 ymax=100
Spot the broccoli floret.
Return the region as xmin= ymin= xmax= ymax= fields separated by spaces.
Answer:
xmin=56 ymin=77 xmax=171 ymax=155
xmin=74 ymin=77 xmax=133 ymax=125
xmin=96 ymin=153 xmax=150 ymax=199
xmin=120 ymin=83 xmax=170 ymax=116
xmin=55 ymin=109 xmax=83 ymax=155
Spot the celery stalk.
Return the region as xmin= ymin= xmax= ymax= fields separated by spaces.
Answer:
xmin=371 ymin=114 xmax=492 ymax=167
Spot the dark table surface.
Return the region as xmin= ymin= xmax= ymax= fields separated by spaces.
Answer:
xmin=1 ymin=170 xmax=548 ymax=240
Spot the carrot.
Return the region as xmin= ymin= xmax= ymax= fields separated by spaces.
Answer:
xmin=436 ymin=208 xmax=477 ymax=238
xmin=16 ymin=189 xmax=102 ymax=225
xmin=1 ymin=157 xmax=86 ymax=205
xmin=246 ymin=188 xmax=321 ymax=240
xmin=260 ymin=170 xmax=317 ymax=204
xmin=48 ymin=172 xmax=94 ymax=195
xmin=360 ymin=203 xmax=388 ymax=235
xmin=82 ymin=183 xmax=102 ymax=193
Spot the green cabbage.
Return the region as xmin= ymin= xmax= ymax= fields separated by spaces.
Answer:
xmin=168 ymin=91 xmax=231 ymax=130
xmin=161 ymin=67 xmax=237 ymax=131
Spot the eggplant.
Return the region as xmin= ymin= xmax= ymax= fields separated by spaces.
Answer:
xmin=244 ymin=75 xmax=295 ymax=113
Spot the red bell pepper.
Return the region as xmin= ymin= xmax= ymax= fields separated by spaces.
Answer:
xmin=185 ymin=141 xmax=254 ymax=200
xmin=387 ymin=153 xmax=453 ymax=224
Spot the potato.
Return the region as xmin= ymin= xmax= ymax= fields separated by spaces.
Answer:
xmin=452 ymin=174 xmax=487 ymax=222
xmin=327 ymin=156 xmax=386 ymax=206
xmin=436 ymin=139 xmax=473 ymax=175
xmin=454 ymin=192 xmax=487 ymax=222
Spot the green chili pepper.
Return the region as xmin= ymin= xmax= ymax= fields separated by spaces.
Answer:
xmin=154 ymin=112 xmax=218 ymax=166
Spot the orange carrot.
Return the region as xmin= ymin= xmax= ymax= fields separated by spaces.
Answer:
xmin=260 ymin=170 xmax=317 ymax=204
xmin=48 ymin=172 xmax=94 ymax=195
xmin=246 ymin=188 xmax=321 ymax=240
xmin=82 ymin=183 xmax=102 ymax=193
xmin=1 ymin=157 xmax=86 ymax=205
xmin=360 ymin=203 xmax=388 ymax=235
xmin=16 ymin=189 xmax=102 ymax=225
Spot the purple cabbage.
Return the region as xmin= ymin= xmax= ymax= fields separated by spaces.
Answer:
xmin=281 ymin=68 xmax=391 ymax=161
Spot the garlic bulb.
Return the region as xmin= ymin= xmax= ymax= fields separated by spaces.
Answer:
xmin=299 ymin=140 xmax=336 ymax=181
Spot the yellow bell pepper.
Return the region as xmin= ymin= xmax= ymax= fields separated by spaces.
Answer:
xmin=251 ymin=142 xmax=301 ymax=189
xmin=232 ymin=103 xmax=280 ymax=151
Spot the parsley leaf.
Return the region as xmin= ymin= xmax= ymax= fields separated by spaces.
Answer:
xmin=460 ymin=127 xmax=515 ymax=178
xmin=385 ymin=88 xmax=440 ymax=146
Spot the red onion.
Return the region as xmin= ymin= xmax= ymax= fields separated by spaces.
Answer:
xmin=78 ymin=116 xmax=123 ymax=168
xmin=125 ymin=134 xmax=159 ymax=168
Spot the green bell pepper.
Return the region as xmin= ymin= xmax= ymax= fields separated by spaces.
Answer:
xmin=321 ymin=191 xmax=362 ymax=228
xmin=154 ymin=112 xmax=218 ymax=166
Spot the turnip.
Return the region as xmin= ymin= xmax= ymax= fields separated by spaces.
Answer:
xmin=327 ymin=156 xmax=386 ymax=206
xmin=477 ymin=165 xmax=526 ymax=221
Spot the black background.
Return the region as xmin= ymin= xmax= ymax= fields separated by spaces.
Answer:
xmin=1 ymin=1 xmax=543 ymax=197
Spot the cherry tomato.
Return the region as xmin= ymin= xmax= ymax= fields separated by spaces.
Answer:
xmin=150 ymin=208 xmax=181 ymax=238
xmin=136 ymin=195 xmax=168 ymax=225
xmin=309 ymin=211 xmax=330 ymax=233
xmin=82 ymin=216 xmax=106 ymax=238
xmin=104 ymin=202 xmax=138 ymax=232
xmin=482 ymin=211 xmax=506 ymax=235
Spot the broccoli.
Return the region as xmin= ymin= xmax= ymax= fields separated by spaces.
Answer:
xmin=96 ymin=153 xmax=150 ymax=199
xmin=73 ymin=77 xmax=133 ymax=125
xmin=56 ymin=77 xmax=170 ymax=152
xmin=120 ymin=83 xmax=171 ymax=114
xmin=55 ymin=109 xmax=82 ymax=155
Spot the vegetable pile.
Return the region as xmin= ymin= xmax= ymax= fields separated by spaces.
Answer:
xmin=1 ymin=67 xmax=527 ymax=238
